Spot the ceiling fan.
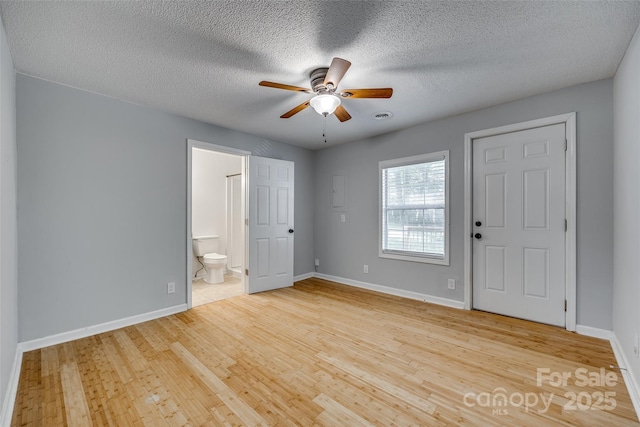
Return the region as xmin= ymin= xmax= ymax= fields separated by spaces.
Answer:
xmin=259 ymin=58 xmax=393 ymax=122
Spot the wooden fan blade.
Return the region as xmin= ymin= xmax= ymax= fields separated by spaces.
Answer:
xmin=324 ymin=58 xmax=351 ymax=88
xmin=280 ymin=101 xmax=311 ymax=118
xmin=334 ymin=104 xmax=352 ymax=122
xmin=259 ymin=81 xmax=313 ymax=93
xmin=340 ymin=88 xmax=393 ymax=98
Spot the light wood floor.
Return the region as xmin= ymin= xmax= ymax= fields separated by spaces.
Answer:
xmin=11 ymin=278 xmax=639 ymax=426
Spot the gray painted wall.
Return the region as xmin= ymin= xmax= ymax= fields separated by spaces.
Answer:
xmin=16 ymin=75 xmax=315 ymax=342
xmin=613 ymin=23 xmax=640 ymax=393
xmin=0 ymin=16 xmax=17 ymax=417
xmin=314 ymin=78 xmax=614 ymax=330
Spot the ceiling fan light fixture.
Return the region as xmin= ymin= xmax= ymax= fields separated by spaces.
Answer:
xmin=259 ymin=57 xmax=391 ymax=122
xmin=310 ymin=94 xmax=341 ymax=116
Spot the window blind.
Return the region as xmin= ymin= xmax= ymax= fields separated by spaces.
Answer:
xmin=381 ymin=157 xmax=446 ymax=258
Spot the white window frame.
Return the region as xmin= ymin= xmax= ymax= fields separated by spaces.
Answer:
xmin=378 ymin=150 xmax=450 ymax=265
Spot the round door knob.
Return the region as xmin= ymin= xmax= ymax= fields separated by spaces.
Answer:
xmin=288 ymin=229 xmax=294 ymax=234
xmin=475 ymin=221 xmax=482 ymax=227
xmin=474 ymin=233 xmax=482 ymax=239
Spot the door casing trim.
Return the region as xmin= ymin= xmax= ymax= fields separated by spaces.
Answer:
xmin=463 ymin=112 xmax=577 ymax=331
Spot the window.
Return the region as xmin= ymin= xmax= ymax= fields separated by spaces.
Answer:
xmin=379 ymin=151 xmax=449 ymax=265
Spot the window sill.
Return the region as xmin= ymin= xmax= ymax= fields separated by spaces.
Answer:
xmin=379 ymin=251 xmax=449 ymax=266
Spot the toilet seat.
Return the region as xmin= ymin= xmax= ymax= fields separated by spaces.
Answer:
xmin=203 ymin=253 xmax=226 ymax=261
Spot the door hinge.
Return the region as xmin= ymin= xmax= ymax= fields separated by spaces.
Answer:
xmin=245 ymin=219 xmax=249 ymax=226
xmin=564 ymin=219 xmax=568 ymax=232
xmin=245 ymin=269 xmax=249 ymax=276
xmin=564 ymin=300 xmax=567 ymax=312
xmin=564 ymin=139 xmax=568 ymax=151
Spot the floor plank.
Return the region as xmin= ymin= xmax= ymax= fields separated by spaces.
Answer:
xmin=11 ymin=277 xmax=640 ymax=426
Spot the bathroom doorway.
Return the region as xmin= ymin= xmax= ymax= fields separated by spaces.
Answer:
xmin=187 ymin=140 xmax=250 ymax=308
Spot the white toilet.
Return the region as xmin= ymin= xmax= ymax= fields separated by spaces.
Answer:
xmin=192 ymin=235 xmax=227 ymax=284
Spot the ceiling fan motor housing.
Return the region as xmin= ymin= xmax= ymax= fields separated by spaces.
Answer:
xmin=310 ymin=67 xmax=330 ymax=93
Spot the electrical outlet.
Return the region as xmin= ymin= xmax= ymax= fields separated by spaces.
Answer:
xmin=363 ymin=265 xmax=368 ymax=273
xmin=340 ymin=214 xmax=346 ymax=223
xmin=448 ymin=279 xmax=456 ymax=290
xmin=315 ymin=258 xmax=320 ymax=267
xmin=167 ymin=282 xmax=175 ymax=294
xmin=635 ymin=334 xmax=639 ymax=358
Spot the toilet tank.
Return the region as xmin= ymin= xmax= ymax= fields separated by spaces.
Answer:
xmin=192 ymin=235 xmax=220 ymax=256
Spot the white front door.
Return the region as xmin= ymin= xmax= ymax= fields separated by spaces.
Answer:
xmin=472 ymin=123 xmax=566 ymax=326
xmin=247 ymin=156 xmax=295 ymax=293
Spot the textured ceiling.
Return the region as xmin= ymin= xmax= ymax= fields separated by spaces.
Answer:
xmin=1 ymin=1 xmax=639 ymax=150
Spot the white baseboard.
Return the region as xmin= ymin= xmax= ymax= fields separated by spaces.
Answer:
xmin=314 ymin=273 xmax=465 ymax=309
xmin=0 ymin=346 xmax=23 ymax=427
xmin=18 ymin=304 xmax=188 ymax=352
xmin=610 ymin=333 xmax=640 ymax=419
xmin=294 ymin=272 xmax=315 ymax=282
xmin=575 ymin=324 xmax=614 ymax=340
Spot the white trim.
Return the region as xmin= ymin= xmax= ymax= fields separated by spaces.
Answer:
xmin=575 ymin=324 xmax=613 ymax=340
xmin=294 ymin=272 xmax=315 ymax=282
xmin=463 ymin=135 xmax=473 ymax=310
xmin=187 ymin=139 xmax=250 ymax=309
xmin=610 ymin=333 xmax=640 ymax=418
xmin=564 ymin=113 xmax=577 ymax=331
xmin=0 ymin=347 xmax=23 ymax=427
xmin=560 ymin=327 xmax=640 ymax=419
xmin=186 ymin=142 xmax=193 ymax=309
xmin=18 ymin=304 xmax=187 ymax=352
xmin=188 ymin=139 xmax=252 ymax=157
xmin=314 ymin=273 xmax=464 ymax=309
xmin=463 ymin=112 xmax=577 ymax=331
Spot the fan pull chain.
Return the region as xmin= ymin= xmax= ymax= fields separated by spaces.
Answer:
xmin=323 ymin=114 xmax=327 ymax=144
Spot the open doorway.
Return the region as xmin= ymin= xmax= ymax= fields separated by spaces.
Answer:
xmin=186 ymin=140 xmax=250 ymax=308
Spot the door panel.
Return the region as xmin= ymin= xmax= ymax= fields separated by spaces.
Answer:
xmin=484 ymin=246 xmax=506 ymax=292
xmin=473 ymin=123 xmax=565 ymax=326
xmin=485 ymin=173 xmax=506 ymax=228
xmin=523 ymin=169 xmax=549 ymax=230
xmin=248 ymin=156 xmax=294 ymax=293
xmin=276 ymin=237 xmax=289 ymax=275
xmin=277 ymin=188 xmax=289 ymax=224
xmin=257 ymin=186 xmax=269 ymax=225
xmin=523 ymin=247 xmax=549 ymax=298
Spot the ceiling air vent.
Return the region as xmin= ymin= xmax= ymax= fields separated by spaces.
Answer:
xmin=373 ymin=111 xmax=393 ymax=120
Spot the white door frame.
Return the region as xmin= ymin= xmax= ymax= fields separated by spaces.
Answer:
xmin=463 ymin=113 xmax=577 ymax=331
xmin=186 ymin=139 xmax=251 ymax=309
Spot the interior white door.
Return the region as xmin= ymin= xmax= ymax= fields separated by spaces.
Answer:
xmin=247 ymin=156 xmax=294 ymax=293
xmin=472 ymin=123 xmax=566 ymax=326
